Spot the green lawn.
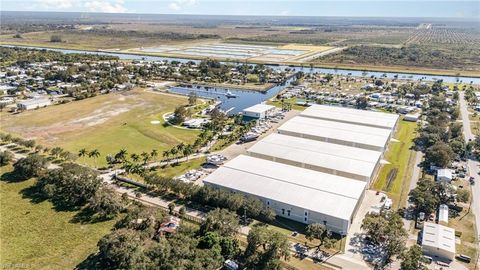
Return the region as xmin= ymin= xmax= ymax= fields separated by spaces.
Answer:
xmin=0 ymin=165 xmax=117 ymax=270
xmin=373 ymin=119 xmax=418 ymax=209
xmin=0 ymin=90 xmax=200 ymax=167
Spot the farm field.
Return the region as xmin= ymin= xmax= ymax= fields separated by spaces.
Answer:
xmin=0 ymin=165 xmax=117 ymax=269
xmin=373 ymin=120 xmax=418 ymax=209
xmin=0 ymin=90 xmax=200 ymax=167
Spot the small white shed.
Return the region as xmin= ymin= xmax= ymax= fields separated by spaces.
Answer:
xmin=436 ymin=169 xmax=453 ymax=183
xmin=438 ymin=204 xmax=449 ymax=225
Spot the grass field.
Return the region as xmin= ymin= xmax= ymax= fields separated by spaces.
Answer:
xmin=0 ymin=165 xmax=116 ymax=269
xmin=0 ymin=90 xmax=199 ymax=167
xmin=373 ymin=120 xmax=418 ymax=208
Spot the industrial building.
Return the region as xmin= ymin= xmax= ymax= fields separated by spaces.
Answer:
xmin=300 ymin=104 xmax=399 ymax=130
xmin=422 ymin=222 xmax=456 ymax=261
xmin=242 ymin=104 xmax=275 ymax=120
xmin=203 ymin=105 xmax=399 ymax=234
xmin=277 ymin=116 xmax=392 ymax=151
xmin=247 ymin=133 xmax=382 ymax=182
xmin=16 ymin=98 xmax=51 ymax=110
xmin=204 ymin=155 xmax=366 ymax=234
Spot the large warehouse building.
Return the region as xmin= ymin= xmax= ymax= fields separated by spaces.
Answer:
xmin=247 ymin=133 xmax=382 ymax=182
xmin=203 ymin=105 xmax=399 ymax=234
xmin=205 ymin=155 xmax=367 ymax=234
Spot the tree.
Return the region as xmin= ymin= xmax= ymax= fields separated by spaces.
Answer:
xmin=425 ymin=142 xmax=455 ymax=168
xmin=457 ymin=189 xmax=469 ymax=203
xmin=37 ymin=163 xmax=102 ymax=207
xmin=50 ymin=35 xmax=62 ymax=42
xmin=188 ymin=92 xmax=197 ymax=106
xmin=13 ymin=154 xmax=49 ymax=179
xmin=245 ymin=225 xmax=290 ymax=269
xmin=88 ymin=187 xmax=124 ymax=219
xmin=355 ymin=96 xmax=368 ymax=109
xmin=88 ymin=149 xmax=100 ymax=168
xmin=172 ymin=105 xmax=188 ymax=124
xmin=131 ymin=153 xmax=140 ymax=163
xmin=140 ymin=152 xmax=150 ymax=165
xmin=305 ymin=223 xmax=329 ymax=247
xmin=50 ymin=146 xmax=63 ymax=158
xmin=150 ymin=149 xmax=158 ymax=162
xmin=362 ymin=211 xmax=407 ymax=267
xmin=168 ymin=202 xmax=176 ymax=214
xmin=179 ymin=206 xmax=186 ymax=217
xmin=409 ymin=178 xmax=440 ymax=216
xmin=78 ymin=148 xmax=88 ymax=163
xmin=200 ymin=208 xmax=239 ymax=237
xmin=400 ymin=245 xmax=428 ymax=270
xmin=115 ymin=148 xmax=128 ymax=163
xmin=97 ymin=229 xmax=147 ymax=269
xmin=0 ymin=150 xmax=14 ymax=166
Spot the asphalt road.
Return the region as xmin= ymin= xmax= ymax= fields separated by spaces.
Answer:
xmin=458 ymin=92 xmax=480 ymax=253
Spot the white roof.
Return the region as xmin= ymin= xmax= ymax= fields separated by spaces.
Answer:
xmin=422 ymin=222 xmax=456 ymax=254
xmin=204 ymin=155 xmax=366 ymax=220
xmin=437 ymin=169 xmax=453 ymax=179
xmin=17 ymin=98 xmax=51 ymax=106
xmin=438 ymin=204 xmax=449 ymax=224
xmin=278 ymin=116 xmax=390 ymax=150
xmin=300 ymin=105 xmax=399 ymax=129
xmin=247 ymin=133 xmax=381 ymax=180
xmin=243 ymin=104 xmax=275 ymax=114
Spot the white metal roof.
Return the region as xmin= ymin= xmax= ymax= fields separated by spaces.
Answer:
xmin=243 ymin=104 xmax=275 ymax=114
xmin=437 ymin=169 xmax=453 ymax=179
xmin=247 ymin=133 xmax=381 ymax=180
xmin=422 ymin=222 xmax=456 ymax=254
xmin=300 ymin=104 xmax=399 ymax=129
xmin=203 ymin=155 xmax=366 ymax=220
xmin=278 ymin=116 xmax=390 ymax=150
xmin=17 ymin=98 xmax=51 ymax=106
xmin=438 ymin=204 xmax=449 ymax=224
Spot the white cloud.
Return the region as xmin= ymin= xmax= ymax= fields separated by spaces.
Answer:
xmin=168 ymin=0 xmax=197 ymax=11
xmin=84 ymin=0 xmax=127 ymax=13
xmin=35 ymin=0 xmax=76 ymax=9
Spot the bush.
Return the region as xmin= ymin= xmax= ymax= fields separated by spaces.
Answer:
xmin=0 ymin=150 xmax=14 ymax=166
xmin=13 ymin=154 xmax=49 ymax=179
xmin=50 ymin=35 xmax=62 ymax=42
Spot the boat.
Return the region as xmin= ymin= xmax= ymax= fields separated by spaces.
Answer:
xmin=225 ymin=90 xmax=237 ymax=98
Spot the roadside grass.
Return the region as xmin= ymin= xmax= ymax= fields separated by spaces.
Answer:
xmin=0 ymin=165 xmax=117 ymax=270
xmin=267 ymin=98 xmax=309 ymax=111
xmin=0 ymin=90 xmax=199 ymax=167
xmin=372 ymin=120 xmax=418 ymax=209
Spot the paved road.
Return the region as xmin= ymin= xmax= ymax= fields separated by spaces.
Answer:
xmin=458 ymin=91 xmax=480 ymax=268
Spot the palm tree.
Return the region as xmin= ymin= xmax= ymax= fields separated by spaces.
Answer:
xmin=162 ymin=150 xmax=170 ymax=162
xmin=115 ymin=148 xmax=128 ymax=163
xmin=130 ymin=153 xmax=140 ymax=163
xmin=78 ymin=148 xmax=87 ymax=164
xmin=140 ymin=152 xmax=150 ymax=165
xmin=170 ymin=148 xmax=178 ymax=164
xmin=150 ymin=149 xmax=158 ymax=161
xmin=88 ymin=149 xmax=100 ymax=168
xmin=182 ymin=144 xmax=194 ymax=161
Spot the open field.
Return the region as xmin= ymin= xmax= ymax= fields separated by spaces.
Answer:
xmin=0 ymin=90 xmax=199 ymax=167
xmin=373 ymin=120 xmax=418 ymax=209
xmin=0 ymin=165 xmax=117 ymax=269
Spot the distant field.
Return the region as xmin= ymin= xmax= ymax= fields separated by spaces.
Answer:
xmin=0 ymin=165 xmax=116 ymax=269
xmin=0 ymin=90 xmax=199 ymax=167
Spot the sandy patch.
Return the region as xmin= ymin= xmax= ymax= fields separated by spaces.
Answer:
xmin=150 ymin=120 xmax=161 ymax=125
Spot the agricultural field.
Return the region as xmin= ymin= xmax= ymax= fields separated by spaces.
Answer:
xmin=0 ymin=165 xmax=117 ymax=269
xmin=0 ymin=90 xmax=200 ymax=167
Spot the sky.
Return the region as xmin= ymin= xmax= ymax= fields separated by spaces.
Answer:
xmin=1 ymin=0 xmax=479 ymax=18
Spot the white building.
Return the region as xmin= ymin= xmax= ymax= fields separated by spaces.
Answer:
xmin=422 ymin=222 xmax=456 ymax=261
xmin=438 ymin=204 xmax=449 ymax=225
xmin=404 ymin=113 xmax=420 ymax=122
xmin=300 ymin=104 xmax=399 ymax=130
xmin=243 ymin=104 xmax=275 ymax=120
xmin=204 ymin=155 xmax=366 ymax=234
xmin=278 ymin=116 xmax=392 ymax=152
xmin=16 ymin=98 xmax=51 ymax=110
xmin=247 ymin=133 xmax=382 ymax=182
xmin=437 ymin=169 xmax=453 ymax=183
